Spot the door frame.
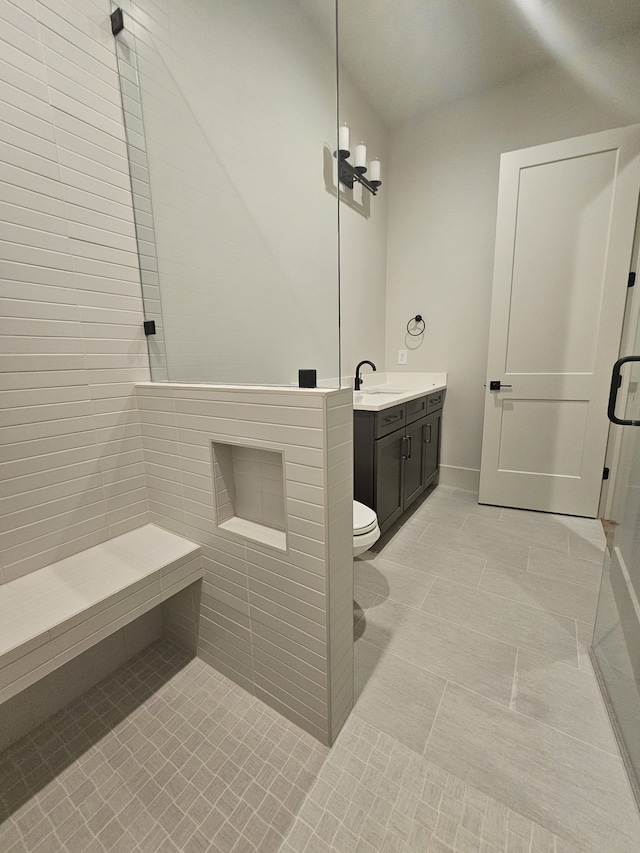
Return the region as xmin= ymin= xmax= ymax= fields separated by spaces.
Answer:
xmin=600 ymin=221 xmax=640 ymax=519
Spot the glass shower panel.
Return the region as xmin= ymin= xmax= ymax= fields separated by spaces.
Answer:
xmin=592 ymin=326 xmax=640 ymax=811
xmin=113 ymin=0 xmax=340 ymax=386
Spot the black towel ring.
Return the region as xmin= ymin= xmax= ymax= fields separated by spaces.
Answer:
xmin=407 ymin=314 xmax=425 ymax=337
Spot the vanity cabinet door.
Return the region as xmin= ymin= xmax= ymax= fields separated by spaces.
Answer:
xmin=403 ymin=415 xmax=428 ymax=509
xmin=424 ymin=407 xmax=442 ymax=486
xmin=374 ymin=429 xmax=404 ymax=532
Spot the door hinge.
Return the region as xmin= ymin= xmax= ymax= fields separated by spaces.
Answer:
xmin=603 ymin=467 xmax=610 ymax=480
xmin=628 ymin=272 xmax=636 ymax=288
xmin=110 ymin=8 xmax=124 ymax=36
xmin=143 ymin=320 xmax=156 ymax=335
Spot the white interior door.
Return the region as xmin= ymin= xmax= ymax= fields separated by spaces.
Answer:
xmin=479 ymin=124 xmax=640 ymax=517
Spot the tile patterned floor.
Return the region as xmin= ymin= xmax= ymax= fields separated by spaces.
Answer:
xmin=2 ymin=487 xmax=640 ymax=852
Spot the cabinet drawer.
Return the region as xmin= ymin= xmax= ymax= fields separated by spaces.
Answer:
xmin=427 ymin=390 xmax=445 ymax=412
xmin=375 ymin=404 xmax=406 ymax=438
xmin=406 ymin=395 xmax=428 ymax=424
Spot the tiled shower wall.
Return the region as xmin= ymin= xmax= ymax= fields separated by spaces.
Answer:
xmin=0 ymin=0 xmax=151 ymax=584
xmin=135 ymin=383 xmax=354 ymax=744
xmin=0 ymin=0 xmax=355 ymax=745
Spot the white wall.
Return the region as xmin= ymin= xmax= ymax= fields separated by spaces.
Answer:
xmin=338 ymin=67 xmax=389 ymax=379
xmin=0 ymin=0 xmax=150 ymax=582
xmin=385 ymin=29 xmax=640 ymax=487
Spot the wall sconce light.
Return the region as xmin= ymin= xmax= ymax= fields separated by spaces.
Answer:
xmin=335 ymin=123 xmax=381 ymax=196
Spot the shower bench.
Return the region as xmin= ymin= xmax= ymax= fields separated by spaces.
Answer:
xmin=0 ymin=524 xmax=202 ymax=705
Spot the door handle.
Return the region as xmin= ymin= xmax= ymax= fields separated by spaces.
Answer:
xmin=608 ymin=356 xmax=640 ymax=425
xmin=488 ymin=380 xmax=513 ymax=391
xmin=402 ymin=435 xmax=412 ymax=460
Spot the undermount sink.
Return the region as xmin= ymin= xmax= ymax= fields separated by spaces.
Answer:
xmin=360 ymin=388 xmax=409 ymax=395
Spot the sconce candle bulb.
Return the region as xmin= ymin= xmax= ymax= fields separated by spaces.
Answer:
xmin=338 ymin=123 xmax=350 ymax=157
xmin=368 ymin=158 xmax=381 ymax=184
xmin=354 ymin=142 xmax=367 ymax=173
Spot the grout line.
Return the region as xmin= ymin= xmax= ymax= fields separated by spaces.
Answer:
xmin=574 ymin=619 xmax=582 ymax=672
xmin=354 ymin=608 xmax=520 ymax=687
xmin=510 ymin=647 xmax=520 ymax=711
xmin=523 ymin=560 xmax=602 ymax=591
xmin=422 ymin=679 xmax=449 ymax=758
xmin=431 ymin=675 xmax=622 ymax=758
xmin=408 ymin=595 xmax=580 ymax=667
xmin=416 ymin=576 xmax=436 ymax=610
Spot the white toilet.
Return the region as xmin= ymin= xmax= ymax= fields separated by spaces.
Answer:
xmin=353 ymin=500 xmax=380 ymax=556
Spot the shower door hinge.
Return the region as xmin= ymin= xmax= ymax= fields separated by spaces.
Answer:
xmin=111 ymin=8 xmax=124 ymax=36
xmin=629 ymin=272 xmax=636 ymax=288
xmin=603 ymin=467 xmax=610 ymax=480
xmin=143 ymin=320 xmax=156 ymax=335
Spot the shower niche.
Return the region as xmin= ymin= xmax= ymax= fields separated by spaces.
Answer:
xmin=211 ymin=441 xmax=287 ymax=551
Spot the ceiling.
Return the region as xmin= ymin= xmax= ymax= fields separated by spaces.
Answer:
xmin=303 ymin=0 xmax=640 ymax=125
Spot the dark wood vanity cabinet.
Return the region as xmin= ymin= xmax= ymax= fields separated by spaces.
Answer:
xmin=354 ymin=391 xmax=445 ymax=534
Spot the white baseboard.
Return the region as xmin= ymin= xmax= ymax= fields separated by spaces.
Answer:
xmin=439 ymin=465 xmax=481 ymax=492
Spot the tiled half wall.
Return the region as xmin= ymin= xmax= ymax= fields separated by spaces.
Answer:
xmin=135 ymin=383 xmax=354 ymax=744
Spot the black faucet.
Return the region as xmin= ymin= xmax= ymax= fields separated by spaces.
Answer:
xmin=354 ymin=360 xmax=376 ymax=391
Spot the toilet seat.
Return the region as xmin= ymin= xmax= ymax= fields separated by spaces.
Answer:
xmin=353 ymin=500 xmax=380 ymax=556
xmin=353 ymin=501 xmax=378 ymax=536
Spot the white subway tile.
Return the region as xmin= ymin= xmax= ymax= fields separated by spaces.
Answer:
xmin=0 ymin=0 xmax=39 ymax=39
xmin=253 ymin=684 xmax=327 ymax=742
xmin=249 ymin=588 xmax=325 ymax=637
xmin=0 ymin=54 xmax=49 ymax=102
xmin=197 ymin=636 xmax=254 ymax=687
xmin=0 ymin=77 xmax=52 ymax=125
xmin=247 ymin=563 xmax=325 ymax=611
xmin=253 ymin=657 xmax=327 ymax=716
xmin=287 ymin=515 xmax=325 ymax=543
xmin=251 ymin=631 xmax=327 ymax=693
xmin=287 ymin=532 xmax=326 ymax=561
xmin=0 ymin=120 xmax=56 ymax=163
xmin=287 ymin=497 xmax=324 ymax=525
xmin=287 ymin=481 xmax=325 ymax=507
xmin=238 ymin=421 xmax=323 ymax=449
xmin=245 ymin=547 xmax=325 ymax=593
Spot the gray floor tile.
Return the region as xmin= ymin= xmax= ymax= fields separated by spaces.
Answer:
xmin=354 ymin=640 xmax=446 ymax=753
xmin=479 ymin=562 xmax=599 ymax=624
xmin=528 ymin=547 xmax=603 ymax=588
xmin=567 ymin=534 xmax=606 ymax=563
xmin=355 ymin=554 xmax=437 ymax=607
xmin=421 ymin=577 xmax=579 ymax=665
xmin=424 ymin=682 xmax=640 ymax=853
xmin=499 ymin=509 xmax=604 ymax=542
xmin=512 ymin=649 xmax=619 ymax=753
xmin=374 ymin=535 xmax=487 ymax=588
xmin=359 ymin=597 xmax=518 ymax=706
xmin=0 ymin=643 xmax=328 ymax=853
xmin=462 ymin=514 xmax=570 ymax=555
xmin=430 ymin=489 xmax=503 ymax=519
xmin=2 ymin=489 xmax=636 ymax=853
xmin=418 ymin=523 xmax=530 ymax=570
xmin=353 ymin=586 xmax=380 ymax=612
xmin=405 ymin=502 xmax=471 ymax=530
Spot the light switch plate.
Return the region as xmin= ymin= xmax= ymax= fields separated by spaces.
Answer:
xmin=397 ymin=349 xmax=408 ymax=365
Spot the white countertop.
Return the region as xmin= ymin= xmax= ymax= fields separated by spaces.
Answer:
xmin=353 ymin=372 xmax=447 ymax=411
